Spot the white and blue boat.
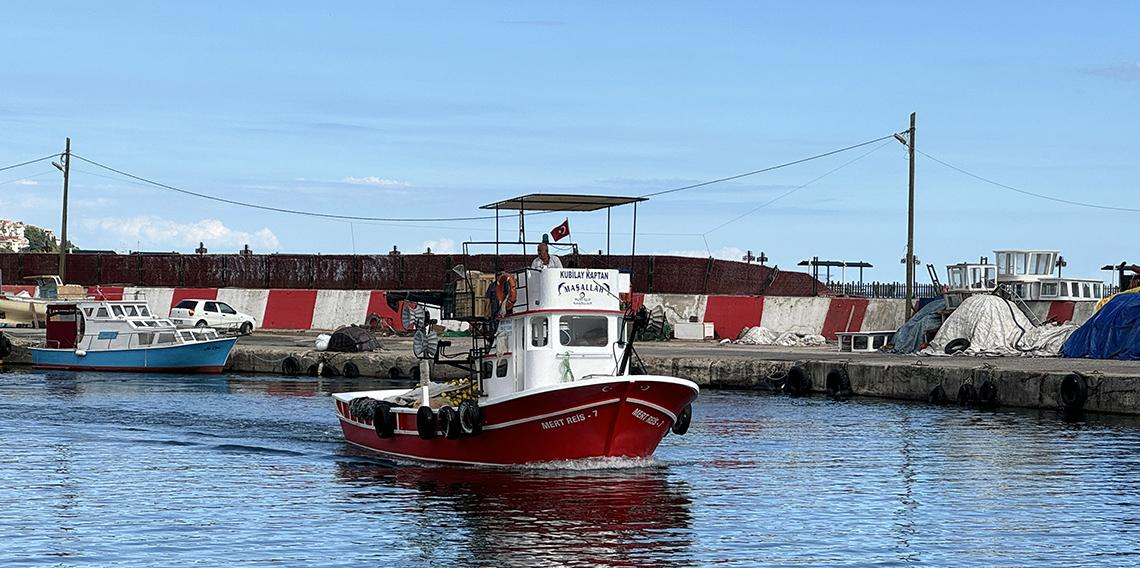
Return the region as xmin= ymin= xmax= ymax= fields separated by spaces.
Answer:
xmin=31 ymin=300 xmax=237 ymax=373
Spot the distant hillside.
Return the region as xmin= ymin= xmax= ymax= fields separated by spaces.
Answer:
xmin=0 ymin=220 xmax=77 ymax=253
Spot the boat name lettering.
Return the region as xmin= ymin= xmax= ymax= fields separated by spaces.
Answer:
xmin=540 ymin=413 xmax=588 ymax=430
xmin=556 ymin=282 xmax=610 ymax=296
xmin=632 ymin=408 xmax=663 ymax=427
xmin=558 ymin=269 xmax=610 ymax=280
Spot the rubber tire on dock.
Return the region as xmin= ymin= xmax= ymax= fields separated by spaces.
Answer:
xmin=374 ymin=402 xmax=396 ymax=438
xmin=438 ymin=406 xmax=462 ymax=439
xmin=0 ymin=334 xmax=11 ymax=358
xmin=416 ymin=406 xmax=437 ymax=440
xmin=671 ymin=404 xmax=692 ymax=435
xmin=388 ymin=366 xmax=404 ymax=381
xmin=458 ymin=400 xmax=483 ymax=436
xmin=1059 ymin=373 xmax=1089 ymax=412
xmin=281 ymin=356 xmax=300 ymax=376
xmin=945 ymin=338 xmax=971 ymax=355
xmin=977 ymin=380 xmax=999 ymax=409
xmin=342 ymin=361 xmax=360 ymax=379
xmin=825 ymin=368 xmax=852 ymax=400
xmin=957 ymin=383 xmax=977 ymax=406
xmin=783 ymin=366 xmax=810 ymax=397
xmin=929 ymin=385 xmax=948 ymax=405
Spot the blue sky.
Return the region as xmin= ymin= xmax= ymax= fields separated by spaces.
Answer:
xmin=1 ymin=2 xmax=1137 ymax=282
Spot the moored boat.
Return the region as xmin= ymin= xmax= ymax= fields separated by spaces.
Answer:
xmin=31 ymin=300 xmax=237 ymax=373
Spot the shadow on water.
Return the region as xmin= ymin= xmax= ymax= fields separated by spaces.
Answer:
xmin=333 ymin=455 xmax=697 ymax=568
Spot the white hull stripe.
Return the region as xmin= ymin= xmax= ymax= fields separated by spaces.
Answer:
xmin=626 ymin=397 xmax=678 ymax=423
xmin=343 ymin=439 xmax=513 ymax=467
xmin=338 ymin=398 xmax=623 ymax=432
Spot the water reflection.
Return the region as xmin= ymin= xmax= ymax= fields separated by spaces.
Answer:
xmin=335 ymin=458 xmax=695 ymax=567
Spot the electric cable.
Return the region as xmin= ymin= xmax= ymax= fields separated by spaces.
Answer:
xmin=0 ymin=154 xmax=59 ymax=174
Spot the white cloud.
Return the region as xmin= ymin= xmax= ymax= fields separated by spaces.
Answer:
xmin=13 ymin=179 xmax=38 ymax=186
xmin=342 ymin=176 xmax=410 ymax=187
xmin=421 ymin=238 xmax=456 ymax=254
xmin=84 ymin=216 xmax=280 ymax=251
xmin=661 ymin=246 xmax=749 ymax=261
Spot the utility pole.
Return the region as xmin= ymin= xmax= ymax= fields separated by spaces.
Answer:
xmin=54 ymin=138 xmax=72 ymax=281
xmin=905 ymin=113 xmax=916 ymax=318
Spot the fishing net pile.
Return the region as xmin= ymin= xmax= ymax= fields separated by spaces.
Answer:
xmin=922 ymin=295 xmax=1076 ymax=357
xmin=736 ymin=326 xmax=827 ymax=347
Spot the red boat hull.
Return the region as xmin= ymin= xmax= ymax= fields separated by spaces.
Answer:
xmin=335 ymin=376 xmax=698 ymax=466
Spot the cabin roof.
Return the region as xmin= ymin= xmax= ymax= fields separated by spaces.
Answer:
xmin=481 ymin=193 xmax=646 ymax=212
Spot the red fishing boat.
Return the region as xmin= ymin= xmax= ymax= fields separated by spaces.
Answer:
xmin=332 ymin=195 xmax=698 ymax=466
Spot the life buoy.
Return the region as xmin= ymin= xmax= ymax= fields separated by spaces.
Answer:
xmin=374 ymin=402 xmax=396 ymax=438
xmin=438 ymin=406 xmax=462 ymax=439
xmin=1059 ymin=373 xmax=1088 ymax=411
xmin=495 ymin=273 xmax=518 ymax=313
xmin=458 ymin=400 xmax=483 ymax=435
xmin=416 ymin=406 xmax=437 ymax=440
xmin=671 ymin=404 xmax=692 ymax=435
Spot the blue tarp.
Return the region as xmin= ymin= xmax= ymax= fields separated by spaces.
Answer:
xmin=890 ymin=297 xmax=946 ymax=354
xmin=1063 ymin=293 xmax=1140 ymax=360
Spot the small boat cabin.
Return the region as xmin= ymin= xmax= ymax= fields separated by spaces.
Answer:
xmin=478 ymin=267 xmax=631 ymax=399
xmin=946 ymin=249 xmax=1105 ymax=303
xmin=44 ymin=300 xmax=222 ymax=351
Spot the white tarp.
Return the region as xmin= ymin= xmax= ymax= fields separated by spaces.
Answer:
xmin=923 ymin=295 xmax=1077 ymax=357
xmin=736 ymin=326 xmax=827 ymax=347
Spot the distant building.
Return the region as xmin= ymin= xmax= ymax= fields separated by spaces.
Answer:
xmin=0 ymin=220 xmax=30 ymax=252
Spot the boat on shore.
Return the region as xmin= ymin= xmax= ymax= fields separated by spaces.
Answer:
xmin=332 ymin=194 xmax=698 ymax=466
xmin=0 ymin=275 xmax=87 ymax=327
xmin=31 ymin=299 xmax=237 ymax=373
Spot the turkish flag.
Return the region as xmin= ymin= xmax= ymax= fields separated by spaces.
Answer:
xmin=550 ymin=219 xmax=570 ymax=241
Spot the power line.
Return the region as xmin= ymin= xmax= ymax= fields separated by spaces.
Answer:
xmin=704 ymin=140 xmax=892 ymax=235
xmin=0 ymin=170 xmax=57 ymax=187
xmin=71 ymin=154 xmax=502 ymax=222
xmin=918 ymin=149 xmax=1140 ymax=213
xmin=0 ymin=154 xmax=59 ymax=174
xmin=639 ymin=134 xmax=895 ymax=198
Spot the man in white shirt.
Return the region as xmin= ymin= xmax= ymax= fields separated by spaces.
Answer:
xmin=531 ymin=242 xmax=563 ymax=270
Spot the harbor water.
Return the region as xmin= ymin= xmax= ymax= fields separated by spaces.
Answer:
xmin=2 ymin=369 xmax=1139 ymax=567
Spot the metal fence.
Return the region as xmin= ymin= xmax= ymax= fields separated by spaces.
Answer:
xmin=832 ymin=282 xmax=943 ymax=299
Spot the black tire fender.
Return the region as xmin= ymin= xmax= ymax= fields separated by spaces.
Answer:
xmin=977 ymin=380 xmax=999 ymax=409
xmin=438 ymin=406 xmax=462 ymax=439
xmin=0 ymin=333 xmax=13 ymax=359
xmin=281 ymin=356 xmax=300 ymax=376
xmin=1059 ymin=373 xmax=1089 ymax=411
xmin=458 ymin=400 xmax=483 ymax=435
xmin=825 ymin=368 xmax=852 ymax=399
xmin=342 ymin=361 xmax=360 ymax=379
xmin=374 ymin=402 xmax=396 ymax=438
xmin=783 ymin=365 xmax=810 ymax=397
xmin=416 ymin=406 xmax=437 ymax=440
xmin=671 ymin=404 xmax=692 ymax=435
xmin=957 ymin=383 xmax=977 ymax=406
xmin=929 ymin=385 xmax=947 ymax=405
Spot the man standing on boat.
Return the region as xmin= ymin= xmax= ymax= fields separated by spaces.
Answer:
xmin=531 ymin=242 xmax=563 ymax=270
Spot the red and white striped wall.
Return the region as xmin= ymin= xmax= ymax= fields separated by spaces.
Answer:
xmin=4 ymin=284 xmax=1099 ymax=336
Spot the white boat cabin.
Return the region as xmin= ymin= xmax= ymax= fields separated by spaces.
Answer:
xmin=945 ymin=250 xmax=1104 ymax=303
xmin=44 ymin=300 xmax=223 ymax=350
xmin=479 ymin=268 xmax=631 ymax=399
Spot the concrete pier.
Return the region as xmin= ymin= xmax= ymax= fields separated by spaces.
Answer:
xmin=4 ymin=329 xmax=1139 ymax=415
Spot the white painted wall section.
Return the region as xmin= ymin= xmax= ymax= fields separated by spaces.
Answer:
xmin=312 ymin=290 xmax=370 ymax=330
xmin=759 ymin=296 xmax=831 ymax=334
xmin=643 ymin=294 xmax=708 ymax=325
xmin=862 ymin=299 xmax=907 ymax=332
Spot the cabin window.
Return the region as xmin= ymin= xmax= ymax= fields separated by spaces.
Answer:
xmin=559 ymin=315 xmax=609 ymax=347
xmin=1083 ymin=284 xmax=1091 ymax=298
xmin=156 ymin=332 xmax=176 ymax=344
xmin=948 ymin=268 xmax=965 ymax=289
xmin=112 ymin=305 xmax=124 ymax=317
xmin=1094 ymin=284 xmax=1102 ymax=297
xmin=84 ymin=307 xmax=94 ymax=317
xmin=496 ymin=359 xmax=509 ymax=378
xmin=996 ymin=253 xmax=1010 ymax=276
xmin=1041 ymin=283 xmax=1059 ymax=297
xmin=137 ymin=332 xmax=154 ymax=345
xmin=482 ymin=360 xmax=493 ymax=379
xmin=138 ymin=306 xmax=150 ymax=316
xmin=1032 ymin=254 xmax=1053 ymax=275
xmin=125 ymin=305 xmax=138 ymax=317
xmin=985 ymin=268 xmax=996 ymax=287
xmin=530 ymin=317 xmax=549 ymax=347
xmin=181 ymin=331 xmax=194 ymax=341
xmin=1071 ymin=282 xmax=1080 ymax=296
xmin=96 ymin=307 xmax=109 ymax=318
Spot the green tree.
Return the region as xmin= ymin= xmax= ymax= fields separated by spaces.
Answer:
xmin=20 ymin=225 xmax=78 ymax=253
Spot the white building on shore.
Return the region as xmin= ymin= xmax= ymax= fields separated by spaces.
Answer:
xmin=0 ymin=219 xmax=46 ymax=252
